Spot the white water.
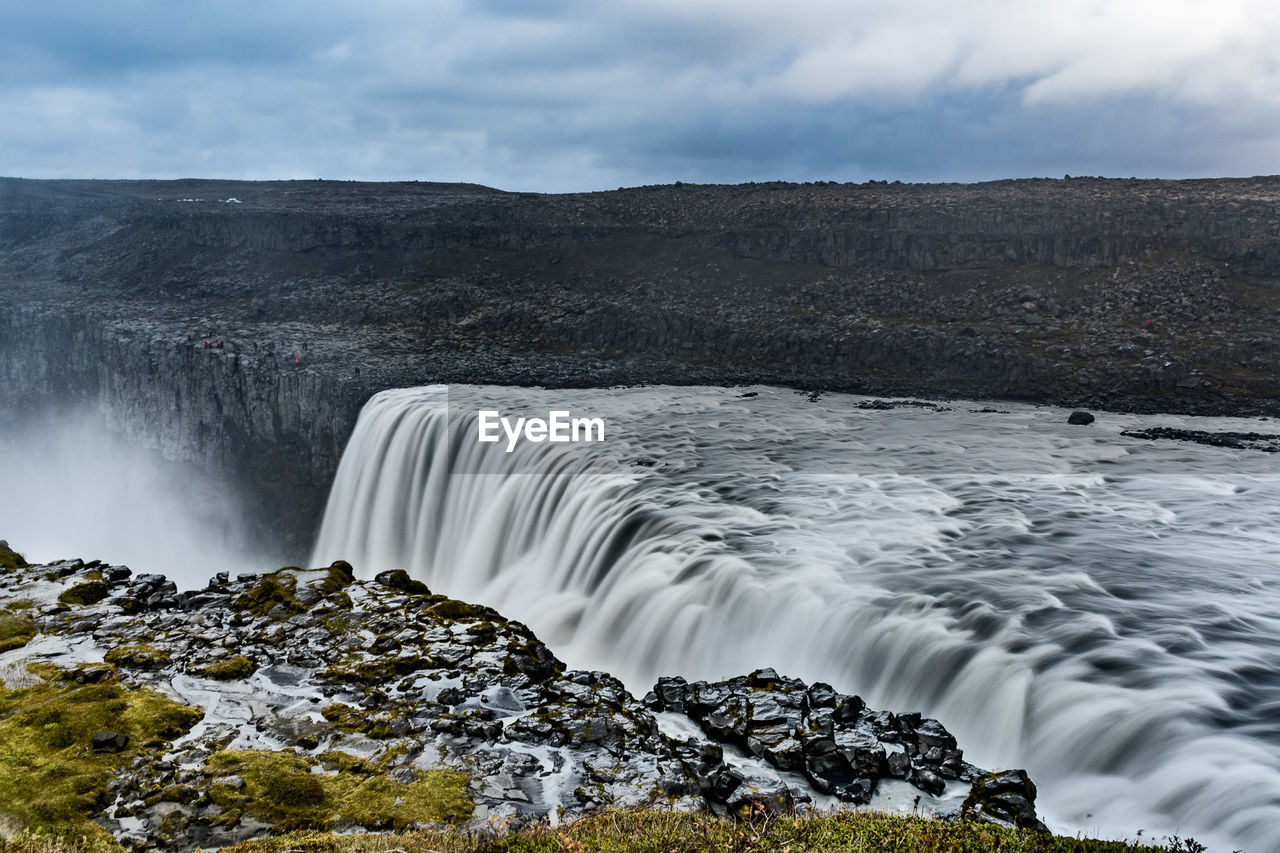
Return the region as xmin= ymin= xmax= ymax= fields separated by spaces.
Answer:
xmin=313 ymin=384 xmax=1280 ymax=850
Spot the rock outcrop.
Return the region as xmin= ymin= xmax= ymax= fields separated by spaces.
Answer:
xmin=0 ymin=540 xmax=1046 ymax=849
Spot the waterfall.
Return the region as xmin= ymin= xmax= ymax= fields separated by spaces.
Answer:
xmin=313 ymin=384 xmax=1280 ymax=850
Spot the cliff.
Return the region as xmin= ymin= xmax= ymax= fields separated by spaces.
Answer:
xmin=2 ymin=176 xmax=1279 ymax=551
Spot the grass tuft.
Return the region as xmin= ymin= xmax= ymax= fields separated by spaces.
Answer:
xmin=57 ymin=582 xmax=109 ymax=608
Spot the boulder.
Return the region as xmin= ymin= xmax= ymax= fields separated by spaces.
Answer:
xmin=92 ymin=731 xmax=130 ymax=753
xmin=962 ymin=769 xmax=1049 ymax=831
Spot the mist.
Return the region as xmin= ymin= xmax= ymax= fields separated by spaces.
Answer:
xmin=0 ymin=409 xmax=272 ymax=589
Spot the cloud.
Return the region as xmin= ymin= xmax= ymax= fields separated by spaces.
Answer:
xmin=1 ymin=1 xmax=1278 ymax=190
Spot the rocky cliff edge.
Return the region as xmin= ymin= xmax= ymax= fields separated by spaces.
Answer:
xmin=0 ymin=539 xmax=1043 ymax=850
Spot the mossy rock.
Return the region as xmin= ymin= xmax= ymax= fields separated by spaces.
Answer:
xmin=0 ymin=666 xmax=203 ymax=840
xmin=373 ymin=569 xmax=431 ymax=596
xmin=206 ymin=749 xmax=471 ymax=833
xmin=235 ymin=573 xmax=303 ymax=618
xmin=201 ymin=655 xmax=257 ymax=681
xmin=320 ymin=653 xmax=429 ymax=684
xmin=427 ymin=597 xmax=505 ymax=623
xmin=0 ymin=611 xmax=37 ymax=652
xmin=320 ymin=614 xmax=351 ymax=635
xmin=103 ymin=643 xmax=172 ymax=671
xmin=57 ymin=580 xmax=110 ymax=607
xmin=0 ymin=542 xmax=28 ymax=572
xmin=319 ymin=561 xmax=356 ymax=596
xmin=320 ymin=703 xmax=395 ymax=739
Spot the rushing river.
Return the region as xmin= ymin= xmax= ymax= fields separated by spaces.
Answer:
xmin=312 ymin=384 xmax=1280 ymax=851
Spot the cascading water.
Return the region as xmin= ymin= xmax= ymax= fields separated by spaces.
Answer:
xmin=313 ymin=384 xmax=1280 ymax=850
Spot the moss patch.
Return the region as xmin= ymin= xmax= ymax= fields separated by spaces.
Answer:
xmin=201 ymin=656 xmax=257 ymax=681
xmin=207 ymin=750 xmax=471 ymax=833
xmin=102 ymin=644 xmax=171 ymax=671
xmin=0 ymin=612 xmax=37 ymax=652
xmin=319 ymin=704 xmax=394 ymax=739
xmin=0 ymin=543 xmax=28 ymax=572
xmin=0 ymin=669 xmax=203 ymax=840
xmin=319 ymin=653 xmax=429 ymax=685
xmin=427 ymin=598 xmax=505 ymax=623
xmin=319 ymin=562 xmax=356 ymax=596
xmin=57 ymin=581 xmax=110 ymax=607
xmin=235 ymin=573 xmax=303 ymax=618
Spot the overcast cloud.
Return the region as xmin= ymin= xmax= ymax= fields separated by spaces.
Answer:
xmin=1 ymin=0 xmax=1277 ymax=190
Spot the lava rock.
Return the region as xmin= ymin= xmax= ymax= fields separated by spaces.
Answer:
xmin=1067 ymin=410 xmax=1095 ymax=425
xmin=962 ymin=769 xmax=1049 ymax=831
xmin=92 ymin=731 xmax=130 ymax=753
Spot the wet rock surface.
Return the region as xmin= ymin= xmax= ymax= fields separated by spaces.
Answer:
xmin=0 ymin=545 xmax=1047 ymax=849
xmin=1120 ymin=426 xmax=1280 ymax=452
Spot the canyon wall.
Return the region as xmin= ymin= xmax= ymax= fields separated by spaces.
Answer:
xmin=2 ymin=176 xmax=1278 ymax=554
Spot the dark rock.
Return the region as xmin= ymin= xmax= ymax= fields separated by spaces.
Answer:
xmin=910 ymin=767 xmax=947 ymax=797
xmin=73 ymin=665 xmax=114 ymax=684
xmin=746 ymin=667 xmax=781 ymax=688
xmin=1120 ymin=426 xmax=1280 ymax=452
xmin=703 ymin=696 xmax=750 ymax=744
xmin=833 ymin=694 xmax=865 ymax=723
xmin=686 ymin=681 xmax=733 ymax=715
xmin=653 ymin=675 xmax=688 ymax=712
xmin=92 ymin=731 xmax=130 ymax=753
xmin=913 ymin=718 xmax=959 ymax=753
xmin=706 ymin=765 xmax=745 ymax=802
xmin=806 ymin=681 xmax=837 ymax=708
xmin=726 ymin=778 xmax=795 ymax=820
xmin=962 ymin=769 xmax=1049 ymax=831
xmin=803 ymin=737 xmax=855 ymax=793
xmin=373 ymin=569 xmax=431 ymax=596
xmin=1068 ymin=410 xmax=1095 ymax=425
xmin=760 ymin=736 xmax=804 ymax=771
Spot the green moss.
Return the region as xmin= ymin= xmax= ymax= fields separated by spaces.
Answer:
xmin=207 ymin=749 xmax=471 ymax=833
xmin=0 ymin=668 xmax=203 ymax=840
xmin=340 ymin=772 xmax=471 ymax=829
xmin=319 ymin=561 xmax=356 ymax=596
xmin=102 ymin=644 xmax=171 ymax=671
xmin=320 ymin=653 xmax=428 ymax=685
xmin=57 ymin=581 xmax=109 ymax=607
xmin=0 ymin=543 xmax=28 ymax=572
xmin=427 ymin=598 xmax=505 ymax=623
xmin=24 ymin=661 xmax=63 ymax=681
xmin=321 ymin=615 xmax=351 ymax=635
xmin=319 ymin=703 xmax=394 ymax=739
xmin=465 ymin=620 xmax=499 ymax=642
xmin=0 ymin=611 xmax=37 ymax=652
xmin=374 ymin=569 xmax=431 ymax=596
xmin=235 ymin=573 xmax=303 ymax=618
xmin=200 ymin=656 xmax=257 ymax=681
xmin=327 ymin=591 xmax=353 ymax=609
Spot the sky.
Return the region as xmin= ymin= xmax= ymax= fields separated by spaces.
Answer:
xmin=1 ymin=0 xmax=1278 ymax=192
